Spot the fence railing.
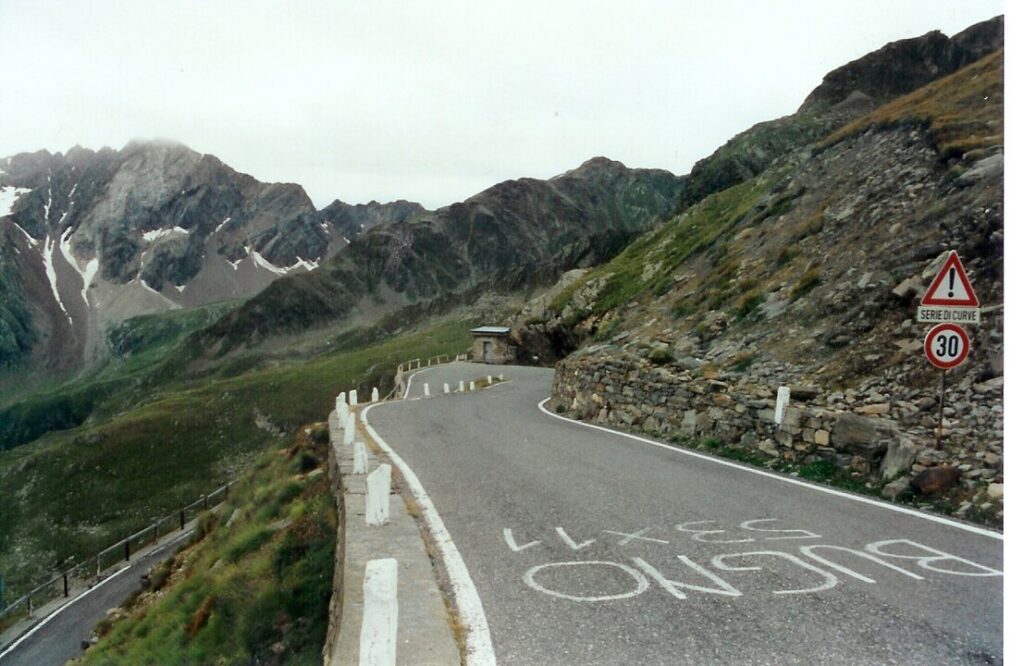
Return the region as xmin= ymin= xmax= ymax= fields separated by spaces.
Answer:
xmin=0 ymin=481 xmax=236 ymax=624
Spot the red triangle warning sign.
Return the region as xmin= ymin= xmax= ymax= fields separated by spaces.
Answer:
xmin=921 ymin=250 xmax=980 ymax=307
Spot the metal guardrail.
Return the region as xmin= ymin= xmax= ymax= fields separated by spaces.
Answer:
xmin=0 ymin=480 xmax=236 ymax=623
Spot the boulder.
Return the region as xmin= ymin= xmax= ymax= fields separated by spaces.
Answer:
xmin=830 ymin=413 xmax=895 ymax=459
xmin=880 ymin=437 xmax=917 ymax=482
xmin=910 ymin=465 xmax=961 ymax=495
xmin=882 ymin=477 xmax=911 ymax=500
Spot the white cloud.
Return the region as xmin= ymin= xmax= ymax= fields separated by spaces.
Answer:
xmin=0 ymin=0 xmax=1004 ymax=209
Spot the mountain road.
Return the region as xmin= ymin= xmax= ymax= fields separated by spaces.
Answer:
xmin=366 ymin=363 xmax=1002 ymax=665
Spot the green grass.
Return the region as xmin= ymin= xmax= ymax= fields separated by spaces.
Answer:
xmin=79 ymin=426 xmax=335 ymax=665
xmin=549 ymin=176 xmax=772 ymax=320
xmin=0 ymin=316 xmax=473 ymax=600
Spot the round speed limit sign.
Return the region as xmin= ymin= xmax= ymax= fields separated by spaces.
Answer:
xmin=924 ymin=323 xmax=970 ymax=369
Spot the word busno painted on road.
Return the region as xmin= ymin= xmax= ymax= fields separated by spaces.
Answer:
xmin=366 ymin=464 xmax=391 ymax=526
xmin=353 ymin=441 xmax=368 ymax=474
xmin=774 ymin=387 xmax=790 ymax=425
xmin=371 ymin=387 xmax=380 ymax=402
xmin=360 ymin=558 xmax=398 ymax=666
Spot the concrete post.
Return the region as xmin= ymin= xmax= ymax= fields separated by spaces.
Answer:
xmin=354 ymin=441 xmax=368 ymax=474
xmin=371 ymin=387 xmax=380 ymax=402
xmin=423 ymin=383 xmax=430 ymax=398
xmin=487 ymin=375 xmax=493 ymax=384
xmin=344 ymin=413 xmax=356 ymax=445
xmin=469 ymin=381 xmax=476 ymax=392
xmin=359 ymin=558 xmax=398 ymax=666
xmin=349 ymin=389 xmax=358 ymax=406
xmin=443 ymin=382 xmax=450 ymax=394
xmin=774 ymin=386 xmax=791 ymax=426
xmin=459 ymin=380 xmax=465 ymax=392
xmin=366 ymin=465 xmax=391 ymax=526
xmin=498 ymin=374 xmax=504 ymax=381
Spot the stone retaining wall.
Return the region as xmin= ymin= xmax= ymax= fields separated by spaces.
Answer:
xmin=322 ymin=416 xmax=347 ymax=664
xmin=550 ymin=347 xmax=1003 ymax=515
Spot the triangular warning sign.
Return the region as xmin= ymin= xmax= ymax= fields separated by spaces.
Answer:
xmin=921 ymin=250 xmax=980 ymax=307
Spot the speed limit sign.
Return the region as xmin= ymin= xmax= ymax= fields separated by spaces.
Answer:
xmin=924 ymin=323 xmax=970 ymax=369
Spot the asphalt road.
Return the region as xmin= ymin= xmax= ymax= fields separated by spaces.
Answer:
xmin=0 ymin=529 xmax=193 ymax=666
xmin=369 ymin=363 xmax=1003 ymax=665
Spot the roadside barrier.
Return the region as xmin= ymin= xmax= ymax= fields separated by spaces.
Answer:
xmin=0 ymin=480 xmax=236 ymax=625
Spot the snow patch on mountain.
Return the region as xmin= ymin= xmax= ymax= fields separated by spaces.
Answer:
xmin=143 ymin=226 xmax=190 ymax=242
xmin=0 ymin=186 xmax=32 ymax=217
xmin=43 ymin=235 xmax=72 ymax=323
xmin=12 ymin=222 xmax=38 ymax=247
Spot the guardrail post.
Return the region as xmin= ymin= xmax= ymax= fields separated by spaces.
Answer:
xmin=459 ymin=380 xmax=465 ymax=392
xmin=444 ymin=382 xmax=450 ymax=394
xmin=204 ymin=494 xmax=210 ymax=510
xmin=180 ymin=510 xmax=186 ymax=531
xmin=366 ymin=465 xmax=391 ymax=527
xmin=349 ymin=389 xmax=358 ymax=405
xmin=354 ymin=441 xmax=368 ymax=475
xmin=423 ymin=383 xmax=430 ymax=398
xmin=224 ymin=484 xmax=230 ymax=500
xmin=63 ymin=573 xmax=69 ymax=598
xmin=124 ymin=541 xmax=130 ymax=562
xmin=27 ymin=595 xmax=33 ymax=618
xmin=372 ymin=387 xmax=380 ymax=402
xmin=344 ymin=413 xmax=356 ymax=445
xmin=488 ymin=375 xmax=493 ymax=384
xmin=96 ymin=556 xmax=101 ymax=578
xmin=469 ymin=381 xmax=476 ymax=392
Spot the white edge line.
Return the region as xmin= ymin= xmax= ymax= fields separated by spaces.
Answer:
xmin=402 ymin=367 xmax=430 ymax=400
xmin=0 ymin=530 xmax=194 ymax=661
xmin=361 ymin=403 xmax=497 ymax=666
xmin=0 ymin=565 xmax=132 ymax=660
xmin=537 ymin=398 xmax=1003 ymax=541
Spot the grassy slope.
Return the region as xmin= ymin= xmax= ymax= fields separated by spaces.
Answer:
xmin=79 ymin=425 xmax=335 ymax=665
xmin=821 ymin=48 xmax=1003 ymax=158
xmin=0 ymin=316 xmax=472 ymax=599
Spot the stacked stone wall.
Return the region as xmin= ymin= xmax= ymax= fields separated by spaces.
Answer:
xmin=550 ymin=347 xmax=1003 ymax=516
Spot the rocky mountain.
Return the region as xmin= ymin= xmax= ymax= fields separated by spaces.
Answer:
xmin=514 ymin=18 xmax=1004 ymax=521
xmin=676 ymin=15 xmax=1003 ymax=211
xmin=0 ymin=141 xmax=411 ymax=373
xmin=184 ymin=156 xmax=684 ymax=359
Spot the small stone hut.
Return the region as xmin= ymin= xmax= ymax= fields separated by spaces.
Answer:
xmin=470 ymin=326 xmax=516 ymax=364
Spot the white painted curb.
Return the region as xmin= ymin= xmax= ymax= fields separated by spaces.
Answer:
xmin=359 ymin=558 xmax=398 ymax=666
xmin=537 ymin=398 xmax=1003 ymax=541
xmin=366 ymin=464 xmax=391 ymax=526
xmin=361 ymin=404 xmax=497 ymax=665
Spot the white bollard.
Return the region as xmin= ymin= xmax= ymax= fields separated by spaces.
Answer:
xmin=459 ymin=380 xmax=465 ymax=393
xmin=360 ymin=558 xmax=398 ymax=666
xmin=443 ymin=382 xmax=450 ymax=394
xmin=498 ymin=374 xmax=504 ymax=381
xmin=469 ymin=381 xmax=476 ymax=392
xmin=337 ymin=394 xmax=349 ymax=420
xmin=487 ymin=375 xmax=493 ymax=384
xmin=344 ymin=412 xmax=356 ymax=445
xmin=349 ymin=389 xmax=358 ymax=405
xmin=423 ymin=383 xmax=430 ymax=398
xmin=774 ymin=386 xmax=791 ymax=425
xmin=366 ymin=464 xmax=391 ymax=526
xmin=353 ymin=441 xmax=368 ymax=474
xmin=371 ymin=387 xmax=380 ymax=402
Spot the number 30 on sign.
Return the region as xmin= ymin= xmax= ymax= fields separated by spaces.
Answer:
xmin=924 ymin=323 xmax=970 ymax=370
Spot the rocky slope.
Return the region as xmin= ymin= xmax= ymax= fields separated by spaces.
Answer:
xmin=517 ymin=19 xmax=1004 ymax=522
xmin=183 ymin=156 xmax=684 ymax=360
xmin=0 ymin=141 xmax=412 ymax=375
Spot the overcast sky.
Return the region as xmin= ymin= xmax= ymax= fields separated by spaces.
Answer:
xmin=0 ymin=1 xmax=1004 ymax=209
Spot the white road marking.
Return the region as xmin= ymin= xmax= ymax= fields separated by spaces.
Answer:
xmin=503 ymin=529 xmax=541 ymax=553
xmin=604 ymin=528 xmax=670 ymax=546
xmin=710 ymin=551 xmax=839 ymax=595
xmin=632 ymin=556 xmax=742 ymax=599
xmin=555 ymin=527 xmax=595 ymax=551
xmin=537 ymin=398 xmax=1003 ymax=541
xmin=361 ymin=404 xmax=496 ymax=666
xmin=739 ymin=518 xmax=820 ymax=540
xmin=675 ymin=520 xmax=754 ymax=544
xmin=523 ymin=561 xmax=649 ymax=602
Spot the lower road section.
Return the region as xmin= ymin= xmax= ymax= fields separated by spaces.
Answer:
xmin=0 ymin=530 xmax=193 ymax=666
xmin=369 ymin=364 xmax=1002 ymax=665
